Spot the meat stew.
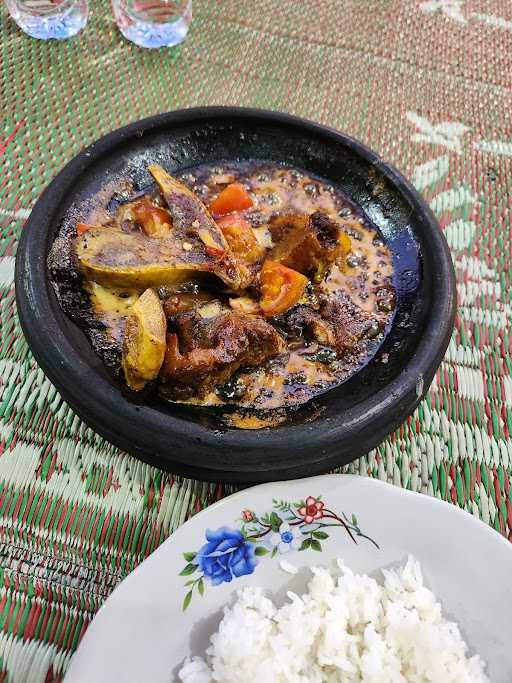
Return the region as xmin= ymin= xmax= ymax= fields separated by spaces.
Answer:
xmin=48 ymin=160 xmax=396 ymax=427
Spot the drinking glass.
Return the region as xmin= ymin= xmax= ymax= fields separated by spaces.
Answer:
xmin=111 ymin=0 xmax=192 ymax=49
xmin=5 ymin=0 xmax=88 ymax=40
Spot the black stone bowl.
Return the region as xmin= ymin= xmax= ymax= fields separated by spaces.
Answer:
xmin=15 ymin=107 xmax=456 ymax=483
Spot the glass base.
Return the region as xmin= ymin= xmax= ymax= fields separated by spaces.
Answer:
xmin=119 ymin=14 xmax=190 ymax=48
xmin=10 ymin=11 xmax=86 ymax=40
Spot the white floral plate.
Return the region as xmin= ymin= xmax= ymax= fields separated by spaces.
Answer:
xmin=64 ymin=475 xmax=512 ymax=682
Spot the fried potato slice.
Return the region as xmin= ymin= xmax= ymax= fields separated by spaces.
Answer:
xmin=148 ymin=165 xmax=251 ymax=288
xmin=76 ymin=227 xmax=217 ymax=289
xmin=76 ymin=225 xmax=248 ymax=290
xmin=76 ymin=165 xmax=252 ymax=291
xmin=122 ymin=288 xmax=166 ymax=391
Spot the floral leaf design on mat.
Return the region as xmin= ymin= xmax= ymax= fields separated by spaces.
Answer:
xmin=419 ymin=0 xmax=467 ymax=25
xmin=406 ymin=112 xmax=470 ymax=153
xmin=180 ymin=496 xmax=378 ymax=609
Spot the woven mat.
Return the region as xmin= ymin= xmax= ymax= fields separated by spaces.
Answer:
xmin=1 ymin=0 xmax=512 ymax=680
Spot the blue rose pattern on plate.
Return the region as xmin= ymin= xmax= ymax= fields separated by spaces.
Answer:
xmin=179 ymin=495 xmax=378 ymax=610
xmin=195 ymin=527 xmax=258 ymax=586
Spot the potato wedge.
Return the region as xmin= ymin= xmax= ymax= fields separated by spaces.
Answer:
xmin=148 ymin=166 xmax=223 ymax=240
xmin=76 ymin=226 xmax=249 ymax=290
xmin=148 ymin=165 xmax=251 ymax=288
xmin=122 ymin=288 xmax=166 ymax=390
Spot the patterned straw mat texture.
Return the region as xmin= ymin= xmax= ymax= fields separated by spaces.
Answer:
xmin=1 ymin=0 xmax=512 ymax=680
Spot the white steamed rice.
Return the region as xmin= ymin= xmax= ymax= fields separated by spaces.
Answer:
xmin=178 ymin=557 xmax=488 ymax=683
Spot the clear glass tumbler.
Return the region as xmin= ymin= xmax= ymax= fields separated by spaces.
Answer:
xmin=111 ymin=0 xmax=192 ymax=49
xmin=5 ymin=0 xmax=88 ymax=40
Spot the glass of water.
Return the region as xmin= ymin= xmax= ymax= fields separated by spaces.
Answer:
xmin=111 ymin=0 xmax=192 ymax=49
xmin=5 ymin=0 xmax=88 ymax=40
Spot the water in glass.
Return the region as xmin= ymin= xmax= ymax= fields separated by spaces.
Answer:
xmin=5 ymin=0 xmax=88 ymax=40
xmin=112 ymin=0 xmax=192 ymax=49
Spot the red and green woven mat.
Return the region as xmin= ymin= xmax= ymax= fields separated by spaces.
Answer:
xmin=1 ymin=0 xmax=512 ymax=680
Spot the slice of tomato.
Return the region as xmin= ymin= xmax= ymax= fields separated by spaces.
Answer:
xmin=76 ymin=223 xmax=95 ymax=235
xmin=209 ymin=183 xmax=253 ymax=216
xmin=132 ymin=198 xmax=172 ymax=237
xmin=259 ymin=260 xmax=308 ymax=317
xmin=216 ymin=213 xmax=264 ymax=264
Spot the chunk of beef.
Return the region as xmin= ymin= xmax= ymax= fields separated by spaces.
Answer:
xmin=276 ymin=293 xmax=383 ymax=358
xmin=160 ymin=310 xmax=285 ymax=399
xmin=319 ymin=292 xmax=376 ymax=353
xmin=269 ymin=211 xmax=350 ymax=278
xmin=275 ymin=305 xmax=337 ymax=347
xmin=269 ymin=213 xmax=308 ymax=246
